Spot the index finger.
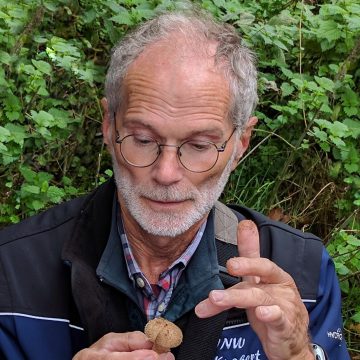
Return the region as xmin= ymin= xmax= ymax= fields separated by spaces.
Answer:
xmin=236 ymin=220 xmax=260 ymax=259
xmin=231 ymin=220 xmax=260 ymax=283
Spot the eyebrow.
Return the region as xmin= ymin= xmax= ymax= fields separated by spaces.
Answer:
xmin=121 ymin=118 xmax=226 ymax=140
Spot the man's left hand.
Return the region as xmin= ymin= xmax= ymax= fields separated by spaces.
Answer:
xmin=195 ymin=220 xmax=314 ymax=360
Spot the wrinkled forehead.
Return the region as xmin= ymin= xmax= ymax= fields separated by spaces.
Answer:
xmin=123 ymin=33 xmax=229 ymax=96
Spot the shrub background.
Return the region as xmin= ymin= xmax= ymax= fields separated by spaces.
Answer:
xmin=0 ymin=0 xmax=359 ymax=354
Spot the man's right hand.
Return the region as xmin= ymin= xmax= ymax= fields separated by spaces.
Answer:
xmin=73 ymin=331 xmax=175 ymax=360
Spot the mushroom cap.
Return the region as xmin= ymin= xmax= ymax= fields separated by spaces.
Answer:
xmin=145 ymin=317 xmax=183 ymax=349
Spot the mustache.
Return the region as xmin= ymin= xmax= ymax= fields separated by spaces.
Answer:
xmin=141 ymin=187 xmax=197 ymax=202
xmin=118 ymin=181 xmax=198 ymax=202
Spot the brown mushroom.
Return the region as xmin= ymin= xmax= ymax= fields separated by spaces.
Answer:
xmin=144 ymin=317 xmax=183 ymax=354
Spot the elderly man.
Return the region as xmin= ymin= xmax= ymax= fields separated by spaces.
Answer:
xmin=0 ymin=8 xmax=349 ymax=360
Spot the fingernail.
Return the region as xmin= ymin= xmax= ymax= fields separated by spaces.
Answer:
xmin=211 ymin=290 xmax=224 ymax=302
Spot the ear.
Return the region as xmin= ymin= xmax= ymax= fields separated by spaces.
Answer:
xmin=231 ymin=116 xmax=258 ymax=170
xmin=101 ymin=97 xmax=111 ymax=145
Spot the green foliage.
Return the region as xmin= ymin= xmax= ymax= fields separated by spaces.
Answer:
xmin=0 ymin=0 xmax=359 ymax=351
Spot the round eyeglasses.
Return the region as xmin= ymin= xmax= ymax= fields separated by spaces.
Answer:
xmin=114 ymin=126 xmax=237 ymax=173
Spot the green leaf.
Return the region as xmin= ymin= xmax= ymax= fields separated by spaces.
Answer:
xmin=314 ymin=76 xmax=334 ymax=92
xmin=20 ymin=166 xmax=37 ymax=182
xmin=4 ymin=92 xmax=21 ymax=111
xmin=320 ymin=4 xmax=346 ymax=16
xmin=346 ymin=236 xmax=360 ymax=247
xmin=110 ymin=11 xmax=134 ymax=26
xmin=31 ymin=60 xmax=52 ymax=75
xmin=313 ymin=127 xmax=328 ymax=142
xmin=291 ymin=78 xmax=303 ymax=88
xmin=31 ymin=110 xmax=55 ymax=127
xmin=238 ymin=12 xmax=255 ymax=25
xmin=5 ymin=123 xmax=27 ymax=145
xmin=344 ymin=163 xmax=359 ymax=173
xmin=22 ymin=184 xmax=40 ymax=195
xmin=351 ymin=312 xmax=360 ymax=323
xmin=47 ymin=186 xmax=65 ymax=203
xmin=329 ymin=121 xmax=348 ymax=137
xmin=320 ymin=103 xmax=332 ymax=114
xmin=316 ymin=20 xmax=342 ymax=42
xmin=336 ymin=263 xmax=350 ymax=275
xmin=0 ymin=126 xmax=11 ymax=142
xmin=329 ymin=135 xmax=346 ymax=148
xmin=273 ymin=39 xmax=288 ymax=51
xmin=0 ymin=50 xmax=12 ymax=65
xmin=31 ymin=200 xmax=45 ymax=211
xmin=0 ymin=143 xmax=8 ymax=152
xmin=48 ymin=108 xmax=72 ymax=128
xmin=344 ymin=107 xmax=358 ymax=117
xmin=105 ymin=169 xmax=113 ymax=177
xmin=344 ymin=119 xmax=360 ymax=139
xmin=23 ymin=64 xmax=36 ymax=74
xmin=342 ymin=88 xmax=359 ymax=107
xmin=280 ymin=82 xmax=295 ymax=97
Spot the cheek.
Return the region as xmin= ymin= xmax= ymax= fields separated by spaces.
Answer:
xmin=186 ymin=167 xmax=223 ymax=189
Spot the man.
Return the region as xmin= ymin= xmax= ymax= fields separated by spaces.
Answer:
xmin=0 ymin=8 xmax=350 ymax=360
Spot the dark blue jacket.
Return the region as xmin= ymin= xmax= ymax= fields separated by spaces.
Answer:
xmin=0 ymin=180 xmax=350 ymax=359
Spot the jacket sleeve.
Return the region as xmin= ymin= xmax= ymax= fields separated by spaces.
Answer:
xmin=308 ymin=247 xmax=350 ymax=359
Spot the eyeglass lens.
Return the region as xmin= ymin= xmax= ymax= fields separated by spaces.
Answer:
xmin=120 ymin=135 xmax=219 ymax=172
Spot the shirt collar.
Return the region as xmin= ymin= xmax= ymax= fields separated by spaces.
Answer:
xmin=117 ymin=203 xmax=207 ymax=284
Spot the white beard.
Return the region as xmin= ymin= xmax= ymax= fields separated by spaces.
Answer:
xmin=112 ymin=150 xmax=236 ymax=238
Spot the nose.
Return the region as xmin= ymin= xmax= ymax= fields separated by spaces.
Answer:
xmin=151 ymin=145 xmax=184 ymax=185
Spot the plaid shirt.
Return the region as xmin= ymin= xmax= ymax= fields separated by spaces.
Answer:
xmin=117 ymin=210 xmax=206 ymax=320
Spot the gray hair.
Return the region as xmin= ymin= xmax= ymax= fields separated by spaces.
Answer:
xmin=105 ymin=8 xmax=258 ymax=130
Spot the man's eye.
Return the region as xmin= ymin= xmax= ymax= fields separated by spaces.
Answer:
xmin=187 ymin=141 xmax=212 ymax=151
xmin=132 ymin=136 xmax=155 ymax=146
